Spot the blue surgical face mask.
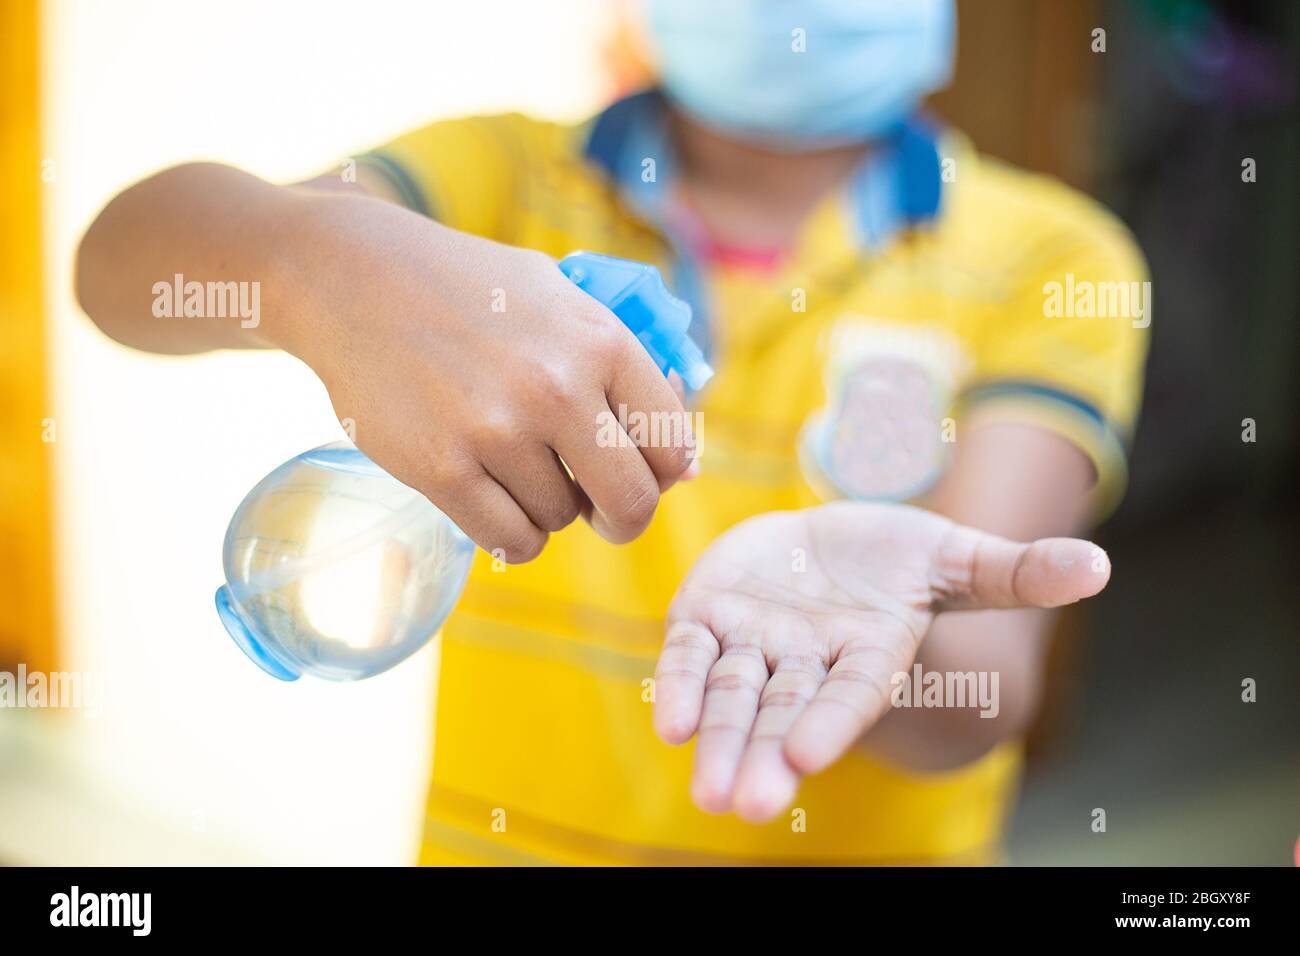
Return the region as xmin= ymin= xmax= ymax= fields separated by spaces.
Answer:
xmin=645 ymin=0 xmax=956 ymax=150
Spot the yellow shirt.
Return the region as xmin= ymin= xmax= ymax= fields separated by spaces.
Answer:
xmin=358 ymin=92 xmax=1149 ymax=865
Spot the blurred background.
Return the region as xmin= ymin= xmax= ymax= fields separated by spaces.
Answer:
xmin=0 ymin=0 xmax=1295 ymax=865
xmin=930 ymin=0 xmax=1299 ymax=865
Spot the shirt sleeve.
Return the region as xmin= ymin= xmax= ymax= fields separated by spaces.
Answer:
xmin=957 ymin=196 xmax=1152 ymax=517
xmin=354 ymin=113 xmax=534 ymax=241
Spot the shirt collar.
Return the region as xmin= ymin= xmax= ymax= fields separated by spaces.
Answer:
xmin=582 ymin=88 xmax=946 ymax=253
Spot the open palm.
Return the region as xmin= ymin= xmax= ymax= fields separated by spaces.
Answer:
xmin=653 ymin=501 xmax=1110 ymax=822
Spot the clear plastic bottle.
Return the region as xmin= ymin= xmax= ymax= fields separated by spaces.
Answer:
xmin=215 ymin=252 xmax=713 ymax=681
xmin=215 ymin=444 xmax=474 ymax=681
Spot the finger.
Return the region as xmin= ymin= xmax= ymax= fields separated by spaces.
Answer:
xmin=653 ymin=620 xmax=720 ymax=744
xmin=784 ymin=645 xmax=898 ymax=775
xmin=425 ymin=464 xmax=546 ymax=564
xmin=730 ymin=657 xmax=824 ymax=823
xmin=551 ymin=393 xmax=663 ymax=544
xmin=667 ymin=369 xmax=687 ymax=406
xmin=690 ymin=644 xmax=768 ymax=814
xmin=664 ymin=371 xmax=701 ymax=484
xmin=481 ymin=442 xmax=584 ymax=533
xmin=605 ymin=338 xmax=697 ymax=489
xmin=931 ymin=527 xmax=1111 ymax=612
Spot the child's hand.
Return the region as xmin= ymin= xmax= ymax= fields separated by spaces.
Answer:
xmin=76 ymin=164 xmax=692 ymax=562
xmin=278 ymin=196 xmax=695 ymax=562
xmin=652 ymin=501 xmax=1110 ymax=821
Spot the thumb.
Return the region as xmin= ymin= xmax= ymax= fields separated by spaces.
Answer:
xmin=932 ymin=526 xmax=1111 ymax=612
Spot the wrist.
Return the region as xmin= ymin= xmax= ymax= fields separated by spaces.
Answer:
xmin=251 ymin=190 xmax=336 ymax=362
xmin=257 ymin=190 xmax=443 ymax=371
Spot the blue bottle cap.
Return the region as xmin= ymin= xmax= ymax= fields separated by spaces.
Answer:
xmin=215 ymin=585 xmax=301 ymax=681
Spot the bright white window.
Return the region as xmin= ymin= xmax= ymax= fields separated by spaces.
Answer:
xmin=38 ymin=0 xmax=611 ymax=864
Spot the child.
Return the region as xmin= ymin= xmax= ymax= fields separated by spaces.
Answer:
xmin=76 ymin=0 xmax=1147 ymax=864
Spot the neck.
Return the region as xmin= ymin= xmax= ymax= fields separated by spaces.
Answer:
xmin=672 ymin=110 xmax=868 ymax=202
xmin=669 ymin=109 xmax=871 ymax=250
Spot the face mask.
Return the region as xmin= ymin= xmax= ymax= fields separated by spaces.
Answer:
xmin=644 ymin=0 xmax=956 ymax=150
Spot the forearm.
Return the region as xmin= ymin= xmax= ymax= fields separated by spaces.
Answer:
xmin=863 ymin=607 xmax=1055 ymax=770
xmin=75 ymin=163 xmax=316 ymax=353
xmin=75 ymin=162 xmax=409 ymax=359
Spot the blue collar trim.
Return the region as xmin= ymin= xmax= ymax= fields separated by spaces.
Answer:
xmin=582 ymin=90 xmax=945 ymax=250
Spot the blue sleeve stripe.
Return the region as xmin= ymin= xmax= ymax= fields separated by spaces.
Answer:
xmin=356 ymin=152 xmax=433 ymax=219
xmin=960 ymin=380 xmax=1111 ymax=432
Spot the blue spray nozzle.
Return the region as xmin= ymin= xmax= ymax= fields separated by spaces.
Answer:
xmin=559 ymin=251 xmax=713 ymax=391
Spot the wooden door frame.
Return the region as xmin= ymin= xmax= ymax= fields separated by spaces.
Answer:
xmin=0 ymin=0 xmax=57 ymax=674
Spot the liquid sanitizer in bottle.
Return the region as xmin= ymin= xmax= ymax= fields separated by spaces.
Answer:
xmin=215 ymin=252 xmax=713 ymax=681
